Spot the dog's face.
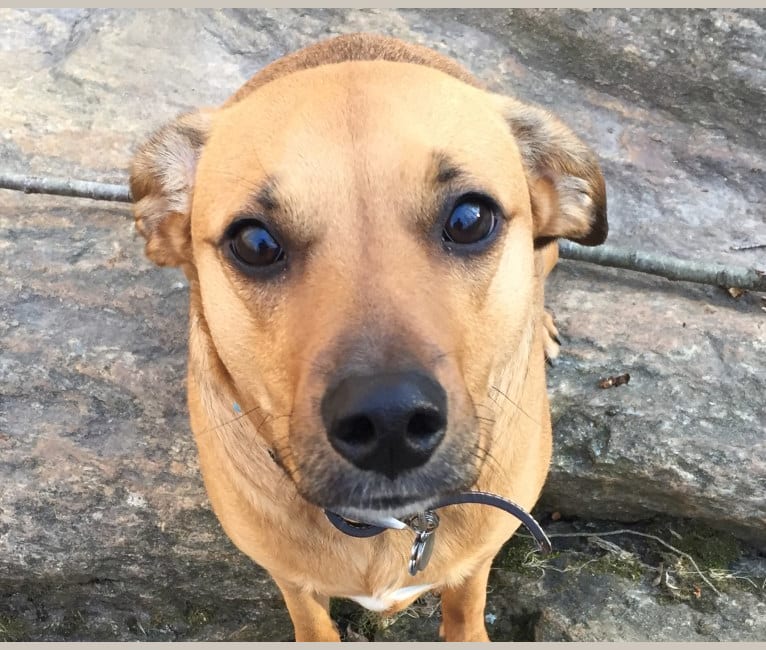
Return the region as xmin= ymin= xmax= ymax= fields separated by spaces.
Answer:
xmin=131 ymin=59 xmax=605 ymax=518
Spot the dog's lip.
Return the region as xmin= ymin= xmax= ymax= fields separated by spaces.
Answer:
xmin=310 ymin=475 xmax=479 ymax=524
xmin=330 ymin=511 xmax=410 ymax=530
xmin=325 ymin=495 xmax=444 ymax=525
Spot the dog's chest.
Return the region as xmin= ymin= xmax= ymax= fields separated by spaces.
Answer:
xmin=345 ymin=583 xmax=433 ymax=612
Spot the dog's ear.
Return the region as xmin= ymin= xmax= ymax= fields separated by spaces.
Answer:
xmin=129 ymin=110 xmax=213 ymax=268
xmin=498 ymin=97 xmax=607 ymax=247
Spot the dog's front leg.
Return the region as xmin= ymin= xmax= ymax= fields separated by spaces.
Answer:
xmin=438 ymin=557 xmax=493 ymax=642
xmin=274 ymin=578 xmax=340 ymax=642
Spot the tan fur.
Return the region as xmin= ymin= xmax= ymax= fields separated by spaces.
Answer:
xmin=130 ymin=34 xmax=607 ymax=642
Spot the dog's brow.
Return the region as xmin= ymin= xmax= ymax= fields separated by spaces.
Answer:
xmin=251 ymin=176 xmax=280 ymax=212
xmin=433 ymin=152 xmax=465 ymax=185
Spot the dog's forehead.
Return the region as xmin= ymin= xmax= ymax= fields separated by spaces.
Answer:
xmin=193 ymin=61 xmax=526 ymax=233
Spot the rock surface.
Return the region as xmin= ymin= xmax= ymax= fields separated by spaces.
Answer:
xmin=0 ymin=8 xmax=764 ymax=642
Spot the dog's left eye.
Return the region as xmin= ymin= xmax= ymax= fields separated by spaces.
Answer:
xmin=228 ymin=221 xmax=285 ymax=268
xmin=443 ymin=199 xmax=497 ymax=246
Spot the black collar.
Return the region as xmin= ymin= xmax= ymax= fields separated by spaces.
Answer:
xmin=325 ymin=490 xmax=552 ymax=553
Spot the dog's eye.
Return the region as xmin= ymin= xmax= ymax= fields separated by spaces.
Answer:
xmin=229 ymin=221 xmax=285 ymax=267
xmin=443 ymin=199 xmax=497 ymax=246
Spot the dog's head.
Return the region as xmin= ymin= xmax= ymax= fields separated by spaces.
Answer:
xmin=131 ymin=35 xmax=606 ymax=518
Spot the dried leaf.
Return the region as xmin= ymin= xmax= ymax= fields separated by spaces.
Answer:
xmin=598 ymin=373 xmax=631 ymax=389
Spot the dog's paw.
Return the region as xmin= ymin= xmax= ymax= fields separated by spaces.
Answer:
xmin=542 ymin=309 xmax=561 ymax=365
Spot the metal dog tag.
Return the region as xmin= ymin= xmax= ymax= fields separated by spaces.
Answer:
xmin=407 ymin=511 xmax=440 ymax=576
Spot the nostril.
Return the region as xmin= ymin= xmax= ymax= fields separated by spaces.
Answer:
xmin=406 ymin=409 xmax=446 ymax=441
xmin=334 ymin=415 xmax=376 ymax=447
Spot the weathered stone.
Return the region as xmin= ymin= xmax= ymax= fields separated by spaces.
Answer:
xmin=541 ymin=262 xmax=765 ymax=550
xmin=1 ymin=8 xmax=764 ymax=642
xmin=529 ymin=572 xmax=766 ymax=642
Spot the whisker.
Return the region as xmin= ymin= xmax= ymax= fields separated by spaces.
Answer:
xmin=475 ymin=441 xmax=504 ymax=478
xmin=489 ymin=384 xmax=541 ymax=428
xmin=195 ymin=401 xmax=268 ymax=439
xmin=428 ymin=348 xmax=459 ymax=365
xmin=474 ymin=403 xmax=501 ymax=425
xmin=465 ymin=394 xmax=507 ymax=483
xmin=208 ymin=169 xmax=264 ymax=188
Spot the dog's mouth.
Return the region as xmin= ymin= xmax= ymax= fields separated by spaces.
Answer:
xmin=326 ymin=488 xmax=444 ymax=517
xmin=325 ymin=494 xmax=450 ymax=526
xmin=289 ymin=457 xmax=480 ymax=524
xmin=269 ymin=422 xmax=485 ymax=523
xmin=268 ymin=443 xmax=478 ymax=520
xmin=274 ymin=457 xmax=431 ymax=517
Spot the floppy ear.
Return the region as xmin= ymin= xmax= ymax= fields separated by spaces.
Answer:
xmin=499 ymin=98 xmax=607 ymax=247
xmin=129 ymin=109 xmax=213 ymax=268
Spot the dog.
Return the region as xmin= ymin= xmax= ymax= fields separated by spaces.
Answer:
xmin=129 ymin=33 xmax=606 ymax=641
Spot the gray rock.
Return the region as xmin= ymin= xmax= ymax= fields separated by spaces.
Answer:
xmin=529 ymin=573 xmax=766 ymax=642
xmin=0 ymin=7 xmax=764 ymax=641
xmin=541 ymin=262 xmax=765 ymax=550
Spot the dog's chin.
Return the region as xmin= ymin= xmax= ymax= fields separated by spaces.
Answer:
xmin=294 ymin=467 xmax=478 ymax=524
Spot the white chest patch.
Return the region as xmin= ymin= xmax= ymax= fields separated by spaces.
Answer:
xmin=347 ymin=584 xmax=434 ymax=612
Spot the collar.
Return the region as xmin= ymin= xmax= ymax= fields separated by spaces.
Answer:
xmin=325 ymin=490 xmax=552 ymax=575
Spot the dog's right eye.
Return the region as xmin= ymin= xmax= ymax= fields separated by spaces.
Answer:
xmin=227 ymin=221 xmax=285 ymax=268
xmin=441 ymin=195 xmax=500 ymax=251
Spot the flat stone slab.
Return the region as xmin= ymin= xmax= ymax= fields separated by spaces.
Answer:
xmin=1 ymin=8 xmax=764 ymax=641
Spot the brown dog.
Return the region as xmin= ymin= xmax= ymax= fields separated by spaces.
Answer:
xmin=130 ymin=33 xmax=606 ymax=642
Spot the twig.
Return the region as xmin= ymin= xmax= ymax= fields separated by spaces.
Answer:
xmin=523 ymin=548 xmax=603 ymax=577
xmin=518 ymin=528 xmax=721 ymax=596
xmin=559 ymin=240 xmax=766 ymax=292
xmin=730 ymin=243 xmax=766 ymax=252
xmin=0 ymin=173 xmax=131 ymax=203
xmin=705 ymin=569 xmax=759 ymax=590
xmin=0 ymin=172 xmax=764 ymax=291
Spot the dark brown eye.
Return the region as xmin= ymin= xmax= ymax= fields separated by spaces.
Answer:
xmin=229 ymin=221 xmax=285 ymax=267
xmin=443 ymin=200 xmax=497 ymax=245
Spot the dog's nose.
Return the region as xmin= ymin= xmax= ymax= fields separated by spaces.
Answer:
xmin=321 ymin=372 xmax=447 ymax=479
